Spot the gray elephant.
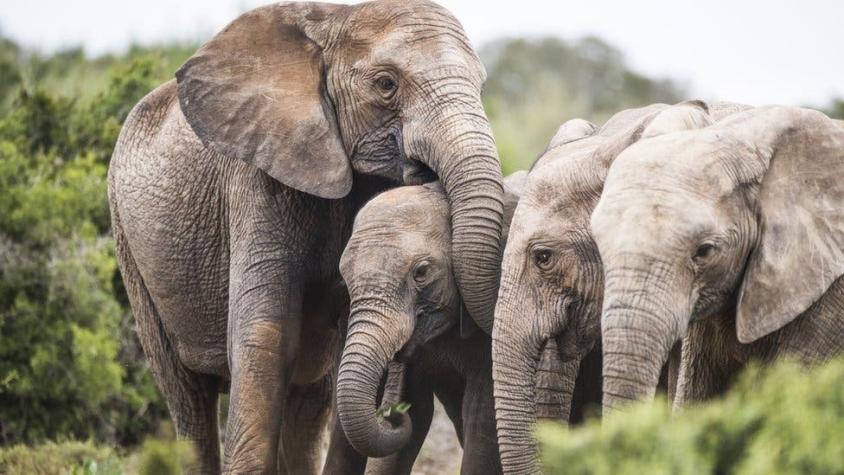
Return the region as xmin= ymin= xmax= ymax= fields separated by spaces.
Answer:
xmin=108 ymin=1 xmax=505 ymax=472
xmin=591 ymin=103 xmax=844 ymax=409
xmin=490 ymin=101 xmax=746 ymax=474
xmin=333 ymin=173 xmax=534 ymax=474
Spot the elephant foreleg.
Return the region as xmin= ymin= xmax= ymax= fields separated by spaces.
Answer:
xmin=459 ymin=376 xmax=501 ymax=475
xmin=278 ymin=372 xmax=333 ymax=474
xmin=223 ymin=257 xmax=304 ymax=473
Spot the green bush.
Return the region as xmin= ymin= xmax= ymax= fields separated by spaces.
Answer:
xmin=0 ymin=49 xmax=172 ymax=445
xmin=0 ymin=441 xmax=123 ymax=475
xmin=539 ymin=359 xmax=844 ymax=474
xmin=0 ymin=430 xmax=195 ymax=475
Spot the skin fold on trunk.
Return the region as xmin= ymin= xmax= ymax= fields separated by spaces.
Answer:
xmin=411 ymin=93 xmax=504 ymax=334
xmin=336 ymin=308 xmax=412 ymax=458
xmin=535 ymin=340 xmax=576 ymax=422
xmin=493 ymin=303 xmax=578 ymax=475
xmin=601 ymin=274 xmax=682 ymax=411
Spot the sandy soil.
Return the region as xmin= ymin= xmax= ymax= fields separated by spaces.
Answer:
xmin=411 ymin=401 xmax=462 ymax=474
xmin=319 ymin=401 xmax=463 ymax=474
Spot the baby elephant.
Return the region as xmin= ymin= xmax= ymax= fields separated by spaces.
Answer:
xmin=334 ymin=174 xmax=529 ymax=474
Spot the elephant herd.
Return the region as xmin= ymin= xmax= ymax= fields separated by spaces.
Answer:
xmin=106 ymin=0 xmax=844 ymax=473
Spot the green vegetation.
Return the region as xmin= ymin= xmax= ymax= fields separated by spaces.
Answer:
xmin=539 ymin=358 xmax=844 ymax=475
xmin=0 ymin=40 xmax=179 ymax=446
xmin=0 ymin=425 xmax=196 ymax=475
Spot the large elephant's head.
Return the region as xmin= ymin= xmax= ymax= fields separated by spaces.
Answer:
xmin=176 ymin=0 xmax=504 ymax=330
xmin=591 ymin=105 xmax=844 ymax=409
xmin=336 ymin=174 xmax=524 ymax=457
xmin=492 ymin=104 xmax=693 ymax=474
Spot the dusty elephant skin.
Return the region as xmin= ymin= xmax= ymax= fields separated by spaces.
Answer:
xmin=490 ymin=101 xmax=750 ymax=474
xmin=334 ymin=173 xmax=527 ymax=474
xmin=591 ymin=103 xmax=844 ymax=410
xmin=107 ymin=1 xmax=504 ymax=473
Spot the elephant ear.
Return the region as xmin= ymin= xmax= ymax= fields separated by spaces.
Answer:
xmin=548 ymin=119 xmax=598 ymax=149
xmin=595 ymin=101 xmax=712 ymax=166
xmin=641 ymin=100 xmax=712 ymax=139
xmin=733 ymin=107 xmax=844 ymax=343
xmin=176 ymin=3 xmax=352 ymax=199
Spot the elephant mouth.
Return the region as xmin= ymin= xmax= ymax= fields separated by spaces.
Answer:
xmin=402 ymin=158 xmax=438 ymax=185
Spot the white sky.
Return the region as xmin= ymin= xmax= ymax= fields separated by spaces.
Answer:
xmin=2 ymin=0 xmax=842 ymax=107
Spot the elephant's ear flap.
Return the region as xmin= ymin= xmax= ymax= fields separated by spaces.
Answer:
xmin=640 ymin=100 xmax=712 ymax=139
xmin=176 ymin=3 xmax=352 ymax=199
xmin=734 ymin=107 xmax=844 ymax=343
xmin=594 ymin=101 xmax=712 ymax=166
xmin=548 ymin=119 xmax=597 ymax=148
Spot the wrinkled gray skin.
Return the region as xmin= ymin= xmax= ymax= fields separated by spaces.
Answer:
xmin=492 ymin=104 xmax=686 ymax=474
xmin=108 ymin=1 xmax=504 ymax=473
xmin=334 ymin=173 xmax=527 ymax=474
xmin=490 ymin=101 xmax=754 ymax=474
xmin=591 ymin=103 xmax=844 ymax=410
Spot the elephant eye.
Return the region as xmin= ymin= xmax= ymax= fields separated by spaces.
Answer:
xmin=413 ymin=261 xmax=431 ymax=284
xmin=374 ymin=75 xmax=398 ymax=98
xmin=533 ymin=248 xmax=554 ymax=270
xmin=693 ymin=243 xmax=717 ymax=262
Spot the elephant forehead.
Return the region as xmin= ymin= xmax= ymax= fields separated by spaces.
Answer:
xmin=354 ymin=187 xmax=449 ymax=232
xmin=343 ymin=2 xmax=482 ymax=80
xmin=608 ymin=131 xmax=745 ymax=200
xmin=524 ymin=154 xmax=605 ymax=222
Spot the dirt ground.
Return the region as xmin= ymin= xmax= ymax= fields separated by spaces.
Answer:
xmin=411 ymin=401 xmax=462 ymax=475
xmin=319 ymin=401 xmax=462 ymax=474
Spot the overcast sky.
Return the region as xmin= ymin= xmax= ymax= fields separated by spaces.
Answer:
xmin=2 ymin=0 xmax=842 ymax=107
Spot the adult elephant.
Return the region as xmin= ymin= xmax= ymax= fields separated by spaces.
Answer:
xmin=108 ymin=1 xmax=504 ymax=472
xmin=591 ymin=104 xmax=844 ymax=409
xmin=491 ymin=101 xmax=751 ymax=474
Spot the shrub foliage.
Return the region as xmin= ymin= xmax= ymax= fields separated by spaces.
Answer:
xmin=539 ymin=359 xmax=844 ymax=475
xmin=0 ymin=49 xmax=175 ymax=445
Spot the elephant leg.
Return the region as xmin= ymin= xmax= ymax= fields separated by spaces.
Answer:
xmin=166 ymin=372 xmax=221 ymax=475
xmin=112 ymin=214 xmax=221 ymax=473
xmin=459 ymin=376 xmax=501 ymax=475
xmin=365 ymin=382 xmax=434 ymax=475
xmin=570 ymin=346 xmax=603 ymax=425
xmin=223 ymin=255 xmax=304 ymax=473
xmin=323 ymin=407 xmax=367 ymax=475
xmin=278 ymin=372 xmax=333 ymax=474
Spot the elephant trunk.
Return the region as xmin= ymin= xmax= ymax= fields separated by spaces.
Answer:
xmin=492 ymin=295 xmax=577 ymax=475
xmin=409 ymin=89 xmax=504 ymax=333
xmin=536 ymin=340 xmax=576 ymax=422
xmin=601 ymin=270 xmax=682 ymax=411
xmin=337 ymin=306 xmax=413 ymax=457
